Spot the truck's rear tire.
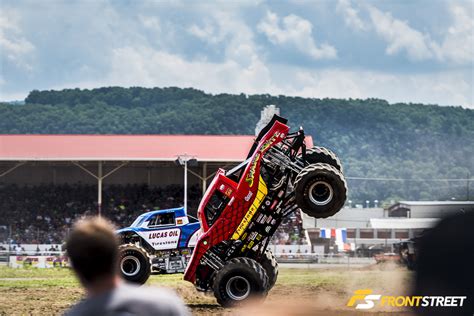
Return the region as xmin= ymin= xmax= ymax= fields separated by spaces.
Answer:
xmin=299 ymin=146 xmax=343 ymax=173
xmin=251 ymin=249 xmax=278 ymax=290
xmin=294 ymin=163 xmax=347 ymax=218
xmin=118 ymin=244 xmax=151 ymax=285
xmin=213 ymin=257 xmax=268 ymax=307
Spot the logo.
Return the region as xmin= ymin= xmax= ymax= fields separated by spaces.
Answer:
xmin=347 ymin=289 xmax=467 ymax=310
xmin=245 ymin=153 xmax=260 ymax=187
xmin=225 ymin=187 xmax=233 ymax=197
xmin=245 ymin=132 xmax=281 ymax=187
xmin=148 ymin=230 xmax=179 ymax=239
xmin=244 ymin=191 xmax=253 ymax=201
xmin=137 ymin=228 xmax=181 ymax=250
xmin=232 ymin=177 xmax=268 ymax=240
xmin=347 ymin=289 xmax=381 ymax=310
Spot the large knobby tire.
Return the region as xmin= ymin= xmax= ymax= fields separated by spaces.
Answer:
xmin=299 ymin=146 xmax=343 ymax=173
xmin=294 ymin=163 xmax=347 ymax=218
xmin=213 ymin=257 xmax=268 ymax=307
xmin=118 ymin=244 xmax=151 ymax=285
xmin=250 ymin=249 xmax=278 ymax=290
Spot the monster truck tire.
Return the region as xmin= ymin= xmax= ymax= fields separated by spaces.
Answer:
xmin=299 ymin=146 xmax=343 ymax=173
xmin=250 ymin=249 xmax=278 ymax=290
xmin=295 ymin=163 xmax=347 ymax=219
xmin=213 ymin=257 xmax=268 ymax=307
xmin=118 ymin=243 xmax=151 ymax=285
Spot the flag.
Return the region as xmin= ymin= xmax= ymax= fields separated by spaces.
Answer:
xmin=320 ymin=228 xmax=347 ymax=242
xmin=336 ymin=228 xmax=347 ymax=243
xmin=320 ymin=228 xmax=330 ymax=238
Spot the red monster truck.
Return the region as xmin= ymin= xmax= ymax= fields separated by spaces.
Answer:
xmin=183 ymin=115 xmax=347 ymax=307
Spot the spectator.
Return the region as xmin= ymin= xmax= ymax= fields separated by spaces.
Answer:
xmin=14 ymin=244 xmax=22 ymax=254
xmin=288 ymin=249 xmax=294 ymax=259
xmin=414 ymin=211 xmax=474 ymax=315
xmin=65 ymin=217 xmax=189 ymax=316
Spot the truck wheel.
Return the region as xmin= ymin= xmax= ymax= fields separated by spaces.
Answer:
xmin=118 ymin=244 xmax=151 ymax=285
xmin=299 ymin=146 xmax=343 ymax=173
xmin=250 ymin=249 xmax=278 ymax=290
xmin=213 ymin=257 xmax=268 ymax=307
xmin=294 ymin=163 xmax=347 ymax=218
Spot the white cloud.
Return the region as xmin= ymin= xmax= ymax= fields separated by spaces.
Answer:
xmin=55 ymin=44 xmax=471 ymax=108
xmin=57 ymin=45 xmax=274 ymax=97
xmin=367 ymin=4 xmax=473 ymax=64
xmin=0 ymin=9 xmax=35 ymax=70
xmin=139 ymin=15 xmax=161 ymax=33
xmin=187 ymin=8 xmax=263 ymax=68
xmin=2 ymin=1 xmax=472 ymax=108
xmin=188 ymin=21 xmax=218 ymax=43
xmin=440 ymin=4 xmax=474 ymax=64
xmin=257 ymin=11 xmax=337 ymax=60
xmin=291 ymin=68 xmax=471 ymax=107
xmin=368 ymin=5 xmax=440 ymax=61
xmin=336 ymin=0 xmax=367 ymax=31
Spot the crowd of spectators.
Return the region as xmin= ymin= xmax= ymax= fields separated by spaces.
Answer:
xmin=271 ymin=212 xmax=307 ymax=245
xmin=0 ymin=183 xmax=307 ymax=245
xmin=0 ymin=183 xmax=201 ymax=244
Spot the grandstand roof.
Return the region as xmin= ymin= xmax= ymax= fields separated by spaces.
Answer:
xmin=0 ymin=135 xmax=313 ymax=162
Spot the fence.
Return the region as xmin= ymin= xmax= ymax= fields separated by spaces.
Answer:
xmin=273 ymin=252 xmax=376 ymax=266
xmin=0 ymin=251 xmax=376 ymax=270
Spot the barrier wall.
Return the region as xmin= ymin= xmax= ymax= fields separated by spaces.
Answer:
xmin=8 ymin=255 xmax=68 ymax=268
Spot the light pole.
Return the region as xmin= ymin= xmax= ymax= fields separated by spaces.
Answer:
xmin=184 ymin=158 xmax=188 ymax=211
xmin=175 ymin=154 xmax=198 ymax=212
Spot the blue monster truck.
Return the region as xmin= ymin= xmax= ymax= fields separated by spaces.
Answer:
xmin=116 ymin=207 xmax=200 ymax=284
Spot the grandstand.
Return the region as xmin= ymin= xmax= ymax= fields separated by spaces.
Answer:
xmin=0 ymin=134 xmax=313 ymax=246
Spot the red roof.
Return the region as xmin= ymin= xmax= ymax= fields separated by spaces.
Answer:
xmin=0 ymin=135 xmax=313 ymax=162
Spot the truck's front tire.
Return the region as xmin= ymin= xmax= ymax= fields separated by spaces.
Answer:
xmin=213 ymin=257 xmax=268 ymax=307
xmin=118 ymin=244 xmax=151 ymax=285
xmin=294 ymin=163 xmax=347 ymax=218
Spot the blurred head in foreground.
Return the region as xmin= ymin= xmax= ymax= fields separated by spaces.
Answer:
xmin=65 ymin=217 xmax=188 ymax=316
xmin=66 ymin=217 xmax=119 ymax=290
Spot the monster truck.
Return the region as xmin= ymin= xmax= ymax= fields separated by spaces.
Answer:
xmin=116 ymin=207 xmax=200 ymax=284
xmin=183 ymin=115 xmax=347 ymax=307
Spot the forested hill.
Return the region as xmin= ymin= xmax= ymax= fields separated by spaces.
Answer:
xmin=1 ymin=87 xmax=473 ymax=204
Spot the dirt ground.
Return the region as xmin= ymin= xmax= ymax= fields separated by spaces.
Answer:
xmin=0 ymin=263 xmax=415 ymax=315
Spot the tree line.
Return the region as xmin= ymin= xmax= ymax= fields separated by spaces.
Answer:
xmin=1 ymin=87 xmax=473 ymax=205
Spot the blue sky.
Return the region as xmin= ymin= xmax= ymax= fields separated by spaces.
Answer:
xmin=1 ymin=0 xmax=473 ymax=107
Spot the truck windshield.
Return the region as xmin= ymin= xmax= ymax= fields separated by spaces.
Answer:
xmin=130 ymin=214 xmax=146 ymax=227
xmin=204 ymin=190 xmax=229 ymax=226
xmin=226 ymin=157 xmax=250 ymax=179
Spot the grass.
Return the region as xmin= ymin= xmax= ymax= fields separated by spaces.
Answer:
xmin=0 ymin=265 xmax=413 ymax=315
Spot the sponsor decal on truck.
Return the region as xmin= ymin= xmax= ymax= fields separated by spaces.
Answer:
xmin=137 ymin=228 xmax=181 ymax=250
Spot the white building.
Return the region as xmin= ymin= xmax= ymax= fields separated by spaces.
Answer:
xmin=302 ymin=201 xmax=474 ymax=253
